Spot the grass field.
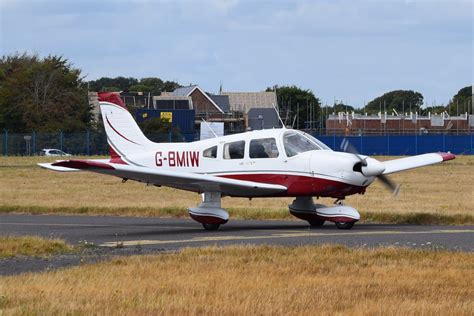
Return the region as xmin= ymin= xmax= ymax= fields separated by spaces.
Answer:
xmin=0 ymin=156 xmax=473 ymax=224
xmin=0 ymin=236 xmax=74 ymax=258
xmin=0 ymin=245 xmax=472 ymax=314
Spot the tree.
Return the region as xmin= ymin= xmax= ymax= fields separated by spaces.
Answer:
xmin=87 ymin=76 xmax=138 ymax=92
xmin=0 ymin=53 xmax=90 ymax=132
xmin=88 ymin=76 xmax=181 ymax=95
xmin=446 ymin=85 xmax=472 ymax=116
xmin=422 ymin=105 xmax=446 ymax=115
xmin=365 ymin=90 xmax=423 ymax=115
xmin=267 ymin=85 xmax=321 ymax=130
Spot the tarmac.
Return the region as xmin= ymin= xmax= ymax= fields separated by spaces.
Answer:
xmin=1 ymin=214 xmax=473 ymax=275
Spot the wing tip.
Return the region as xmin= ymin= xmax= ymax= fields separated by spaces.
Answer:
xmin=437 ymin=152 xmax=456 ymax=162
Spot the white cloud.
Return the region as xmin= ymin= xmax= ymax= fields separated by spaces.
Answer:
xmin=211 ymin=0 xmax=239 ymax=13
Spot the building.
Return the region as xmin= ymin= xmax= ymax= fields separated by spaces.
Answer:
xmin=89 ymin=87 xmax=280 ymax=132
xmin=121 ymin=91 xmax=153 ymax=108
xmin=247 ymin=108 xmax=280 ymax=130
xmin=156 ymin=85 xmax=245 ymax=132
xmin=158 ymin=85 xmax=229 ymax=116
xmin=326 ymin=112 xmax=473 ymax=135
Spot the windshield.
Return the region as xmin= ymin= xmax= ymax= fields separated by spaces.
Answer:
xmin=283 ymin=132 xmax=321 ymax=157
xmin=304 ymin=133 xmax=332 ymax=150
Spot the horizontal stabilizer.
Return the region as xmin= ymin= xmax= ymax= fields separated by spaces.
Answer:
xmin=38 ymin=163 xmax=80 ymax=172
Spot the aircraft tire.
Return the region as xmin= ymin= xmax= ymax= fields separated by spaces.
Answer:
xmin=308 ymin=219 xmax=325 ymax=227
xmin=335 ymin=221 xmax=355 ymax=230
xmin=202 ymin=223 xmax=220 ymax=231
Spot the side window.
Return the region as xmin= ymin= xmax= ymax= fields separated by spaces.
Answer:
xmin=249 ymin=138 xmax=279 ymax=159
xmin=223 ymin=141 xmax=245 ymax=159
xmin=203 ymin=146 xmax=217 ymax=158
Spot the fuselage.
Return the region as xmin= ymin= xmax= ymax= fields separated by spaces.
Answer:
xmin=117 ymin=128 xmax=376 ymax=198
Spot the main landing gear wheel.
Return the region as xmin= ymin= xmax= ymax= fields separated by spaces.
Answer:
xmin=335 ymin=221 xmax=355 ymax=230
xmin=308 ymin=219 xmax=325 ymax=227
xmin=202 ymin=223 xmax=220 ymax=231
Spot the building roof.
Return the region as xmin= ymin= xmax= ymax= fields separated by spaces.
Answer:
xmin=172 ymin=85 xmax=198 ymax=97
xmin=222 ymin=91 xmax=277 ymax=113
xmin=170 ymin=85 xmax=225 ymax=114
xmin=209 ymin=95 xmax=230 ymax=113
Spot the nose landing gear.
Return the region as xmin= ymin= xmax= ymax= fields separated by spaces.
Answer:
xmin=289 ymin=197 xmax=360 ymax=229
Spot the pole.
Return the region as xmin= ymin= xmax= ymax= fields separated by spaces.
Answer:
xmin=402 ymin=100 xmax=405 ymax=135
xmin=457 ymin=100 xmax=459 ymax=135
xmin=32 ymin=131 xmax=36 ymax=155
xmin=387 ymin=134 xmax=390 ymax=155
xmin=4 ymin=129 xmax=8 ymax=156
xmin=86 ymin=130 xmax=90 ymax=156
xmin=59 ymin=130 xmax=63 ymax=151
xmin=297 ymin=102 xmax=299 ymax=129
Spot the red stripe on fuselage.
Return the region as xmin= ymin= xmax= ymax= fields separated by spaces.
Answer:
xmin=219 ymin=173 xmax=366 ymax=198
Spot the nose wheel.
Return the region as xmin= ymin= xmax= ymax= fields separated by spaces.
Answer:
xmin=289 ymin=197 xmax=360 ymax=229
xmin=333 ymin=199 xmax=356 ymax=229
xmin=202 ymin=223 xmax=221 ymax=231
xmin=335 ymin=221 xmax=355 ymax=229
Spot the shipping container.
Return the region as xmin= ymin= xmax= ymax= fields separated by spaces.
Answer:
xmin=135 ymin=109 xmax=195 ymax=133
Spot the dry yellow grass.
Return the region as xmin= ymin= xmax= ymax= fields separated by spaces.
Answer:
xmin=0 ymin=236 xmax=73 ymax=258
xmin=0 ymin=245 xmax=473 ymax=314
xmin=0 ymin=156 xmax=473 ymax=223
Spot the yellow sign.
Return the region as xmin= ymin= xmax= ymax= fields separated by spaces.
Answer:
xmin=160 ymin=112 xmax=173 ymax=122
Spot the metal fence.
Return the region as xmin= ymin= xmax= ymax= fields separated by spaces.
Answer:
xmin=317 ymin=134 xmax=473 ymax=155
xmin=1 ymin=130 xmax=473 ymax=156
xmin=0 ymin=130 xmax=194 ymax=156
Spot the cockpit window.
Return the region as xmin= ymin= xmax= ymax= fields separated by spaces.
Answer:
xmin=223 ymin=141 xmax=245 ymax=159
xmin=249 ymin=138 xmax=279 ymax=158
xmin=283 ymin=132 xmax=321 ymax=157
xmin=203 ymin=146 xmax=217 ymax=158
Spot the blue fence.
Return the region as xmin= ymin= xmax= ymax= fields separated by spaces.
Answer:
xmin=317 ymin=135 xmax=473 ymax=155
xmin=1 ymin=130 xmax=473 ymax=156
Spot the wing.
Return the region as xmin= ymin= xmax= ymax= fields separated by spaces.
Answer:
xmin=39 ymin=159 xmax=287 ymax=197
xmin=382 ymin=152 xmax=455 ymax=175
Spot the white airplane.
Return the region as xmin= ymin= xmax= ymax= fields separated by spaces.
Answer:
xmin=39 ymin=94 xmax=455 ymax=230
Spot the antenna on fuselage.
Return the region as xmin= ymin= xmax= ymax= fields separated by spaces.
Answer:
xmin=201 ymin=119 xmax=218 ymax=138
xmin=272 ymin=103 xmax=286 ymax=129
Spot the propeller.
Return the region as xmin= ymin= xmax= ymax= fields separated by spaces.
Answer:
xmin=341 ymin=139 xmax=367 ymax=167
xmin=340 ymin=138 xmax=400 ymax=196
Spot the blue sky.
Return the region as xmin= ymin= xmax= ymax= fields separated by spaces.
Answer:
xmin=0 ymin=0 xmax=472 ymax=107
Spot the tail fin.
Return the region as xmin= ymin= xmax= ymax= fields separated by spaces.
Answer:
xmin=98 ymin=92 xmax=153 ymax=163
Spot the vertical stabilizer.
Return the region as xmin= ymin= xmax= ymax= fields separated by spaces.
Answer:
xmin=98 ymin=92 xmax=153 ymax=163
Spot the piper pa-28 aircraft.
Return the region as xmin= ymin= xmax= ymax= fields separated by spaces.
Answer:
xmin=40 ymin=93 xmax=455 ymax=230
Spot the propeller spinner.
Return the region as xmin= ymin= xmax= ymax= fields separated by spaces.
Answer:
xmin=341 ymin=138 xmax=400 ymax=196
